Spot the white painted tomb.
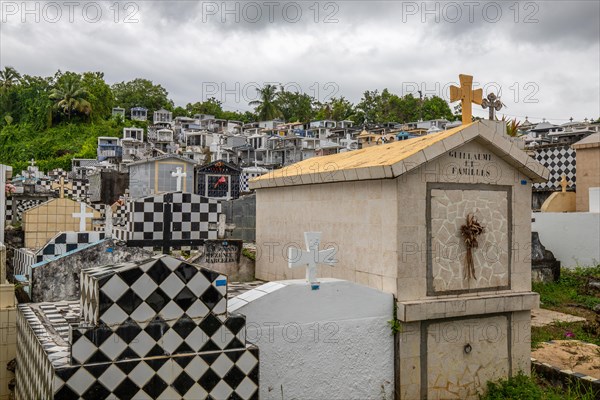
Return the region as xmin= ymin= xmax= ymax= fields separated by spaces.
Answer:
xmin=229 ymin=279 xmax=394 ymax=400
xmin=250 ymin=120 xmax=549 ymax=398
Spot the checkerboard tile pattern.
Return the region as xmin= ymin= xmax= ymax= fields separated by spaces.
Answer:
xmin=36 ymin=232 xmax=106 ymax=263
xmin=532 ymin=146 xmax=576 ymax=190
xmin=13 ymin=232 xmax=105 ymax=278
xmin=16 ymin=255 xmax=260 ymax=399
xmin=113 ymin=192 xmax=221 ymax=252
xmin=5 ymin=198 xmax=45 ymax=224
xmin=240 ymin=170 xmax=268 ymax=192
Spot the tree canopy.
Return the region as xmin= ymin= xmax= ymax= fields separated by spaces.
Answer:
xmin=0 ymin=67 xmax=459 ymax=172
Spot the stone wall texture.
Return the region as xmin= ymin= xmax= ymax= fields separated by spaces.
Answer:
xmin=431 ymin=188 xmax=509 ymax=292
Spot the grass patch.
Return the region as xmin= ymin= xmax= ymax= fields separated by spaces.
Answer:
xmin=533 ymin=265 xmax=600 ymax=312
xmin=531 ymin=265 xmax=600 ymax=347
xmin=481 ymin=372 xmax=596 ymax=400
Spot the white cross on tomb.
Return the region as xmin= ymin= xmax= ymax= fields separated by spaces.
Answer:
xmin=288 ymin=232 xmax=336 ymax=284
xmin=171 ymin=167 xmax=187 ymax=191
xmin=72 ymin=202 xmax=94 ymax=231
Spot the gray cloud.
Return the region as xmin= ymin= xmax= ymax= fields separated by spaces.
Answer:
xmin=0 ymin=0 xmax=598 ymax=121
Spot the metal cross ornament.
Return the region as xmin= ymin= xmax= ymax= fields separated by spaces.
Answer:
xmin=288 ymin=232 xmax=336 ymax=285
xmin=481 ymin=92 xmax=504 ymax=120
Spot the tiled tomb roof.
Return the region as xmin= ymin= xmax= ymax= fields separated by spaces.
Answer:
xmin=17 ymin=255 xmax=260 ymax=399
xmin=250 ymin=121 xmax=550 ymax=189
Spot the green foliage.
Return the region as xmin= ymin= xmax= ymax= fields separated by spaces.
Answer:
xmin=533 ymin=266 xmax=600 ymax=311
xmin=241 ymin=248 xmax=256 ymax=261
xmin=531 ymin=265 xmax=600 ymax=347
xmin=387 ymin=302 xmax=402 ymax=334
xmin=111 ymin=78 xmax=173 ymax=116
xmin=354 ymin=90 xmax=453 ymax=124
xmin=81 ymin=72 xmax=114 ymax=121
xmin=315 ymin=96 xmax=355 ymax=122
xmin=275 ymin=89 xmax=315 ymax=123
xmin=249 ymin=84 xmax=283 ymax=121
xmin=482 ymin=372 xmax=596 ymax=400
xmin=50 ymin=72 xmax=91 ymax=121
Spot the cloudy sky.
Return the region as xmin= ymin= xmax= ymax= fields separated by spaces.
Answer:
xmin=1 ymin=1 xmax=599 ymax=123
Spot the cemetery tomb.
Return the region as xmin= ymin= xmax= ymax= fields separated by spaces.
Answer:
xmin=112 ymin=192 xmax=220 ymax=252
xmin=21 ymin=198 xmax=101 ymax=249
xmin=13 ymin=231 xmax=106 ymax=277
xmin=251 ymin=118 xmax=549 ymax=399
xmin=127 ymin=155 xmax=196 ymax=198
xmin=228 ymin=279 xmax=394 ymax=399
xmin=196 ymin=160 xmax=242 ymax=200
xmin=16 ymin=255 xmax=259 ymax=399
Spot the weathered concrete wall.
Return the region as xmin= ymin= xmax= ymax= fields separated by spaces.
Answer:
xmin=196 ymin=239 xmax=255 ymax=281
xmin=533 ymin=212 xmax=600 ymax=267
xmin=31 ymin=240 xmax=152 ymax=302
xmin=229 ymin=279 xmax=394 ymax=400
xmin=222 ymin=193 xmax=256 ymax=242
xmin=575 ymin=146 xmax=600 ymax=211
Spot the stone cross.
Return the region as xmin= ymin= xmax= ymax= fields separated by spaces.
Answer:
xmin=171 ymin=167 xmax=187 ymax=191
xmin=51 ymin=176 xmax=73 ymax=199
xmin=28 ymin=159 xmax=36 ymax=168
xmin=288 ymin=232 xmax=336 ymax=283
xmin=104 ymin=205 xmax=113 ymax=238
xmin=450 ymin=74 xmax=483 ymax=125
xmin=217 ymin=214 xmax=236 ymax=239
xmin=72 ymin=202 xmax=94 ymax=231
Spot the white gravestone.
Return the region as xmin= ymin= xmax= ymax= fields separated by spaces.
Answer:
xmin=288 ymin=232 xmax=336 ymax=284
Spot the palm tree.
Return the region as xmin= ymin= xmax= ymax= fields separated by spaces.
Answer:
xmin=249 ymin=84 xmax=282 ymax=121
xmin=49 ymin=75 xmax=91 ymax=120
xmin=0 ymin=66 xmax=21 ymax=91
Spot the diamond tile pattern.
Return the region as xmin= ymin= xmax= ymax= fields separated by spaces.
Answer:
xmin=532 ymin=145 xmax=576 ymax=190
xmin=17 ymin=254 xmax=259 ymax=399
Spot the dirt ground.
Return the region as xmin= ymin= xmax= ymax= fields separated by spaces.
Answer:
xmin=532 ymin=340 xmax=600 ymax=379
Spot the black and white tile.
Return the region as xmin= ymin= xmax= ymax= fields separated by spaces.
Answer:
xmin=532 ymin=145 xmax=576 ymax=191
xmin=17 ymin=255 xmax=260 ymax=399
xmin=113 ymin=192 xmax=221 ymax=252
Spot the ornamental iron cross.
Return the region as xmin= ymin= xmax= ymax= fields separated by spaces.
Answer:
xmin=481 ymin=92 xmax=504 ymax=120
xmin=450 ymin=74 xmax=483 ymax=125
xmin=288 ymin=232 xmax=336 ymax=284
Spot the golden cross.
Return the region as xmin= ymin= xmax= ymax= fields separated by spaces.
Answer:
xmin=560 ymin=174 xmax=568 ymax=193
xmin=51 ymin=176 xmax=73 ymax=199
xmin=450 ymin=74 xmax=483 ymax=125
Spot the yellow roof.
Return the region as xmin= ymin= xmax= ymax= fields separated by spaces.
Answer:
xmin=250 ymin=121 xmax=549 ymax=189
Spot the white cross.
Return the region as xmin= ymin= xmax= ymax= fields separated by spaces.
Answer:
xmin=288 ymin=232 xmax=336 ymax=283
xmin=171 ymin=167 xmax=187 ymax=191
xmin=72 ymin=202 xmax=94 ymax=231
xmin=104 ymin=205 xmax=113 ymax=238
xmin=217 ymin=213 xmax=236 ymax=239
